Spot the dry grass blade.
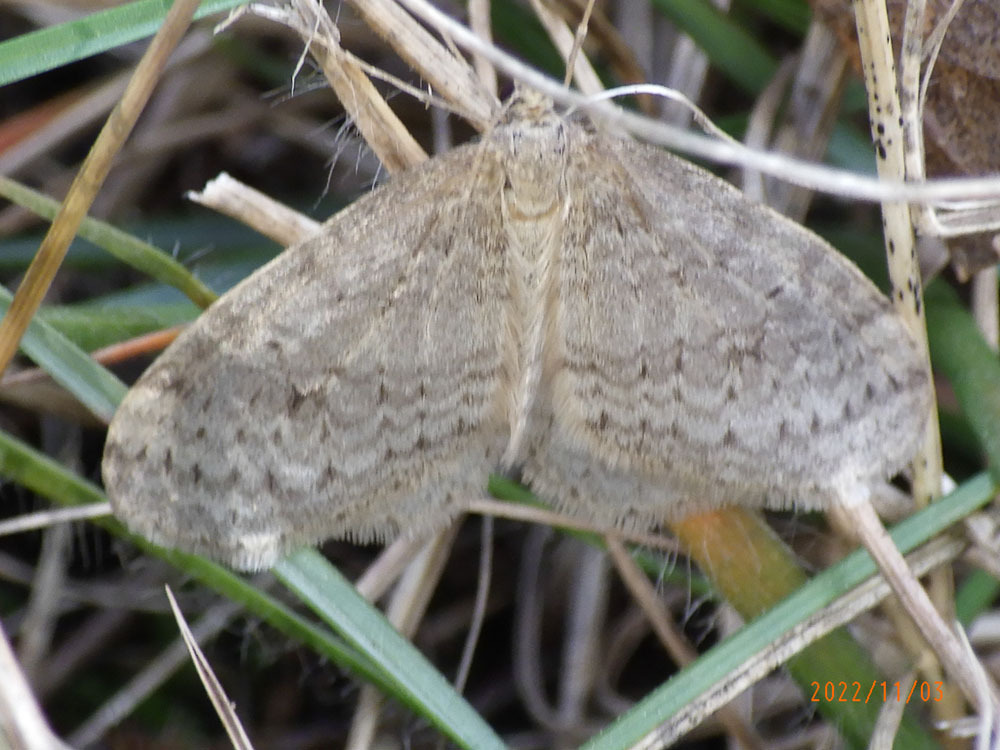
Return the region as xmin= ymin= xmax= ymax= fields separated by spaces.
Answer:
xmin=238 ymin=0 xmax=428 ymax=173
xmin=344 ymin=0 xmax=498 ymax=127
xmin=163 ymin=586 xmax=254 ymax=750
xmin=452 ymin=516 xmax=493 ymax=695
xmin=0 ymin=504 xmax=111 ymax=537
xmin=742 ymin=21 xmax=849 ymax=220
xmin=0 ymin=621 xmax=73 ymax=750
xmin=604 ymin=535 xmax=764 ymax=749
xmin=467 ymin=0 xmax=498 ymax=96
xmin=187 ymin=172 xmax=320 ymax=246
xmin=466 ymin=497 xmax=681 ymax=552
xmin=527 ymin=0 xmax=603 ymax=95
xmin=830 ymin=501 xmax=998 ymax=709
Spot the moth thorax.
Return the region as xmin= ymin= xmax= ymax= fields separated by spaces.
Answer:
xmin=501 ymin=122 xmax=568 ymax=221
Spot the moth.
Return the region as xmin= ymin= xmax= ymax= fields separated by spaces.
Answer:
xmin=103 ymin=90 xmax=931 ymax=571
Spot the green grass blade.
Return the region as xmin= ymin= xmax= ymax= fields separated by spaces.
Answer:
xmin=0 ymin=0 xmax=245 ymax=86
xmin=740 ymin=0 xmax=811 ymax=33
xmin=650 ymin=0 xmax=777 ymax=94
xmin=0 ymin=284 xmax=127 ymax=422
xmin=276 ymin=550 xmax=507 ymax=750
xmin=37 ymin=302 xmax=197 ymax=352
xmin=0 ymin=178 xmax=217 ymax=308
xmin=926 ymin=279 xmax=1000 ymax=479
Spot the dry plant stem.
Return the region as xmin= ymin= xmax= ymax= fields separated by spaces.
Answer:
xmin=466 ymin=497 xmax=680 ymax=552
xmin=346 ymin=526 xmax=460 ymax=750
xmin=346 ymin=688 xmax=383 ymax=750
xmin=891 ymin=21 xmax=957 ymax=679
xmin=467 ymin=0 xmax=497 ymax=97
xmin=873 ymin=588 xmax=962 ymax=735
xmin=660 ymin=0 xmax=725 ymax=128
xmin=252 ymin=0 xmax=426 ymax=173
xmin=563 ymin=0 xmax=596 ymax=89
xmin=510 ymin=536 xmax=607 ymax=736
xmin=834 ymin=502 xmax=961 ymax=724
xmin=0 ymin=551 xmax=159 ymax=615
xmin=604 ymin=536 xmax=696 ymax=664
xmin=354 ymin=534 xmax=431 ymax=602
xmin=757 ymin=21 xmax=848 ymax=222
xmin=188 ymin=173 xmax=320 ymax=246
xmin=305 ymin=18 xmax=426 ymax=172
xmin=0 ymin=622 xmax=72 ymax=750
xmin=853 ymin=0 xmax=966 ymax=715
xmin=902 ymin=0 xmax=986 ymax=240
xmin=871 ymin=671 xmax=914 ymax=747
xmin=829 ymin=501 xmax=996 ymax=711
xmin=18 ymin=523 xmax=70 ymax=681
xmin=453 ymin=516 xmax=493 ymax=694
xmin=343 ymin=0 xmax=497 ymax=128
xmin=853 ymin=0 xmax=942 ymax=500
xmin=0 ymin=503 xmax=110 ymax=537
xmin=965 ymin=551 xmax=1000 ymax=584
xmin=964 ymin=513 xmax=1000 ymax=580
xmin=586 ymin=85 xmax=740 ymax=150
xmin=0 ymin=0 xmax=201 ymax=376
xmin=0 ymin=375 xmax=102 ymax=426
xmin=165 ymin=587 xmax=253 ymax=750
xmin=741 ymin=58 xmax=795 ymax=204
xmin=972 ymin=269 xmax=1000 ymax=351
xmin=557 ymin=0 xmax=648 ymax=112
xmin=397 ymin=0 xmax=1000 ymax=206
xmin=526 ymin=0 xmax=603 ymax=96
xmin=386 ymin=523 xmax=459 ymax=641
xmin=556 ymin=544 xmax=607 ymax=732
xmin=514 ymin=528 xmax=562 ymax=728
xmin=919 ymin=0 xmax=965 ymax=111
xmin=898 ymin=0 xmax=927 ymax=187
xmin=604 ymin=535 xmax=765 ymax=750
xmin=596 ymin=607 xmax=657 ymax=714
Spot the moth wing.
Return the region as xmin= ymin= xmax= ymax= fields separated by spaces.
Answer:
xmin=103 ymin=145 xmax=510 ymax=571
xmin=525 ymin=134 xmax=931 ymax=529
